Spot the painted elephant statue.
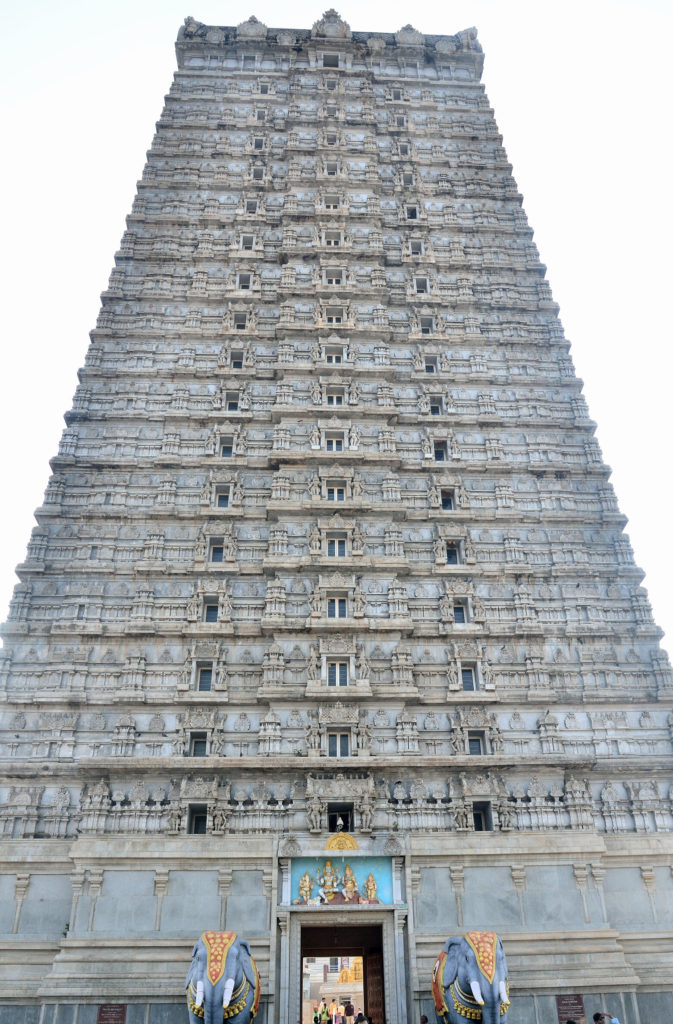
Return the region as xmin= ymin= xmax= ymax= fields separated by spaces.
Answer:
xmin=432 ymin=931 xmax=510 ymax=1024
xmin=186 ymin=931 xmax=261 ymax=1024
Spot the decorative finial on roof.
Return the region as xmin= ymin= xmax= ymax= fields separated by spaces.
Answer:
xmin=237 ymin=15 xmax=268 ymax=38
xmin=312 ymin=10 xmax=352 ymax=39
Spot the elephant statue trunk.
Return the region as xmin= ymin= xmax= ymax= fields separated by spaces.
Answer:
xmin=432 ymin=931 xmax=510 ymax=1024
xmin=186 ymin=931 xmax=261 ymax=1024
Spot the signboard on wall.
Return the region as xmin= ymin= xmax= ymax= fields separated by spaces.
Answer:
xmin=97 ymin=1007 xmax=127 ymax=1024
xmin=555 ymin=994 xmax=585 ymax=1024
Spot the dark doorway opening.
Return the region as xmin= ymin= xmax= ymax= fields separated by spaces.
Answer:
xmin=301 ymin=924 xmax=384 ymax=1024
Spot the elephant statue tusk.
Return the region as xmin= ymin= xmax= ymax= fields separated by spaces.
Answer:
xmin=195 ymin=981 xmax=204 ymax=1008
xmin=222 ymin=977 xmax=235 ymax=1007
xmin=499 ymin=981 xmax=508 ymax=1004
xmin=469 ymin=980 xmax=485 ymax=1006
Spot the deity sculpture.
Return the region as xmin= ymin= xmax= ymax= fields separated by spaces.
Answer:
xmin=299 ymin=871 xmax=314 ymax=903
xmin=317 ymin=860 xmax=341 ymax=902
xmin=363 ymin=873 xmax=377 ymax=901
xmin=341 ymin=864 xmax=359 ymax=902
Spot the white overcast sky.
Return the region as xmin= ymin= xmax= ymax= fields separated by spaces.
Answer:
xmin=1 ymin=0 xmax=671 ymax=654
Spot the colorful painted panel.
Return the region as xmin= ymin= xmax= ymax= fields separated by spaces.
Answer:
xmin=290 ymin=856 xmax=393 ymax=905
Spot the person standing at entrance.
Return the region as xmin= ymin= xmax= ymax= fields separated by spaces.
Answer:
xmin=320 ymin=1001 xmax=329 ymax=1024
xmin=345 ymin=1000 xmax=354 ymax=1024
xmin=329 ymin=999 xmax=338 ymax=1024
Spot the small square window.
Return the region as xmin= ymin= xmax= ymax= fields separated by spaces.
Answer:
xmin=425 ymin=357 xmax=437 ymax=373
xmin=473 ymin=801 xmax=493 ymax=831
xmin=253 ymin=137 xmax=264 ymax=150
xmin=256 ymin=108 xmax=266 ymax=122
xmin=189 ymin=732 xmax=208 ymax=757
xmin=326 ymin=161 xmax=338 ymax=176
xmin=234 ymin=313 xmax=247 ymax=330
xmin=327 ymin=533 xmax=347 ymax=556
xmin=325 ymin=433 xmax=344 ymax=452
xmin=245 ymin=200 xmax=258 ymax=214
xmin=327 ymin=803 xmax=353 ymax=831
xmin=411 ymin=239 xmax=423 ymax=256
xmin=325 ymin=346 xmax=343 ymax=364
xmin=323 ymin=54 xmax=340 ymax=68
xmin=406 ymin=205 xmax=418 ymax=220
xmin=446 ymin=541 xmax=459 ymax=564
xmin=216 ymin=486 xmax=230 ymax=508
xmin=220 ymin=435 xmax=234 ymax=458
xmin=434 ymin=442 xmax=448 ymax=462
xmin=396 ymin=115 xmax=406 ymax=127
xmin=225 ymin=392 xmax=239 ymax=411
xmin=259 ymin=83 xmax=269 ymax=95
xmin=326 ymin=104 xmax=337 ymax=118
xmin=231 ymin=349 xmax=244 ymax=369
xmin=241 ymin=234 xmax=255 ymax=250
xmin=468 ymin=731 xmax=485 ymax=755
xmin=399 ymin=143 xmax=409 ymax=156
xmin=197 ymin=665 xmax=213 ymax=692
xmin=441 ymin=489 xmax=455 ymax=510
xmin=238 ymin=273 xmax=251 ymax=290
xmin=325 ymin=231 xmax=341 ymax=247
xmin=325 ymin=195 xmax=340 ymax=210
xmin=77 ymin=604 xmax=85 ymax=620
xmin=392 ymin=89 xmax=402 ymax=101
xmin=415 ymin=277 xmax=428 ymax=294
xmin=327 ymin=661 xmax=349 ymax=686
xmin=204 ymin=602 xmax=218 ymax=623
xmin=327 ymin=482 xmax=346 ymax=501
xmin=461 ymin=666 xmax=476 ymax=691
xmin=328 ymin=732 xmax=350 ymax=757
xmin=210 ymin=544 xmax=224 ymax=563
xmin=243 ymin=55 xmax=256 ymax=68
xmin=403 ymin=172 xmax=414 ymax=186
xmin=188 ymin=804 xmax=208 ymax=834
xmin=420 ymin=316 xmax=433 ymax=335
xmin=327 ymin=596 xmax=347 ymax=618
xmin=430 ymin=398 xmax=442 ymax=416
xmin=453 ymin=602 xmax=467 ymax=624
xmin=326 ymin=388 xmax=344 ymax=406
xmin=326 ymin=307 xmax=343 ymax=324
xmin=326 ymin=133 xmax=338 ymax=146
xmin=326 ymin=78 xmax=337 ymax=91
xmin=326 ymin=271 xmax=343 ymax=285
xmin=252 ymin=166 xmax=264 ymax=181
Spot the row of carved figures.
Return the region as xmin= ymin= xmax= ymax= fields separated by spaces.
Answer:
xmin=1 ymin=773 xmax=671 ymax=838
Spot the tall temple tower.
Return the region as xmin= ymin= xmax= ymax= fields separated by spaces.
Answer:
xmin=1 ymin=12 xmax=672 ymax=1024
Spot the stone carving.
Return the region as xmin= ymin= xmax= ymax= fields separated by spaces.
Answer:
xmin=312 ymin=10 xmax=352 ymax=39
xmin=186 ymin=932 xmax=261 ymax=1024
xmin=432 ymin=933 xmax=510 ymax=1024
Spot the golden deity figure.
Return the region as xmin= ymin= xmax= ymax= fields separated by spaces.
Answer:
xmin=364 ymin=872 xmax=378 ymax=901
xmin=298 ymin=871 xmax=314 ymax=903
xmin=317 ymin=859 xmax=341 ymax=902
xmin=342 ymin=864 xmax=360 ymax=902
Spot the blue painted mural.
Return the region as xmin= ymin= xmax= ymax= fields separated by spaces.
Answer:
xmin=290 ymin=856 xmax=393 ymax=905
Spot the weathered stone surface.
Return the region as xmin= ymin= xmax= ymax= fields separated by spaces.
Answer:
xmin=0 ymin=11 xmax=671 ymax=1024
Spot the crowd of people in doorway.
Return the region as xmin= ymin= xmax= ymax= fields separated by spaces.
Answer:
xmin=314 ymin=998 xmax=370 ymax=1024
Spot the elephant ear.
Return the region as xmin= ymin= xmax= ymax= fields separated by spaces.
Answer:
xmin=496 ymin=937 xmax=509 ymax=978
xmin=186 ymin=941 xmax=200 ymax=988
xmin=238 ymin=939 xmax=256 ymax=988
xmin=442 ymin=937 xmax=463 ymax=986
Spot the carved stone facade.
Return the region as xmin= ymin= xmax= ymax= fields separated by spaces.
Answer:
xmin=1 ymin=12 xmax=672 ymax=1024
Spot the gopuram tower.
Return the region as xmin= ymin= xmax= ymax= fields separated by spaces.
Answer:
xmin=1 ymin=12 xmax=672 ymax=1024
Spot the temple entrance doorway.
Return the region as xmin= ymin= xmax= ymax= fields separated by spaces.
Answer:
xmin=301 ymin=925 xmax=385 ymax=1024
